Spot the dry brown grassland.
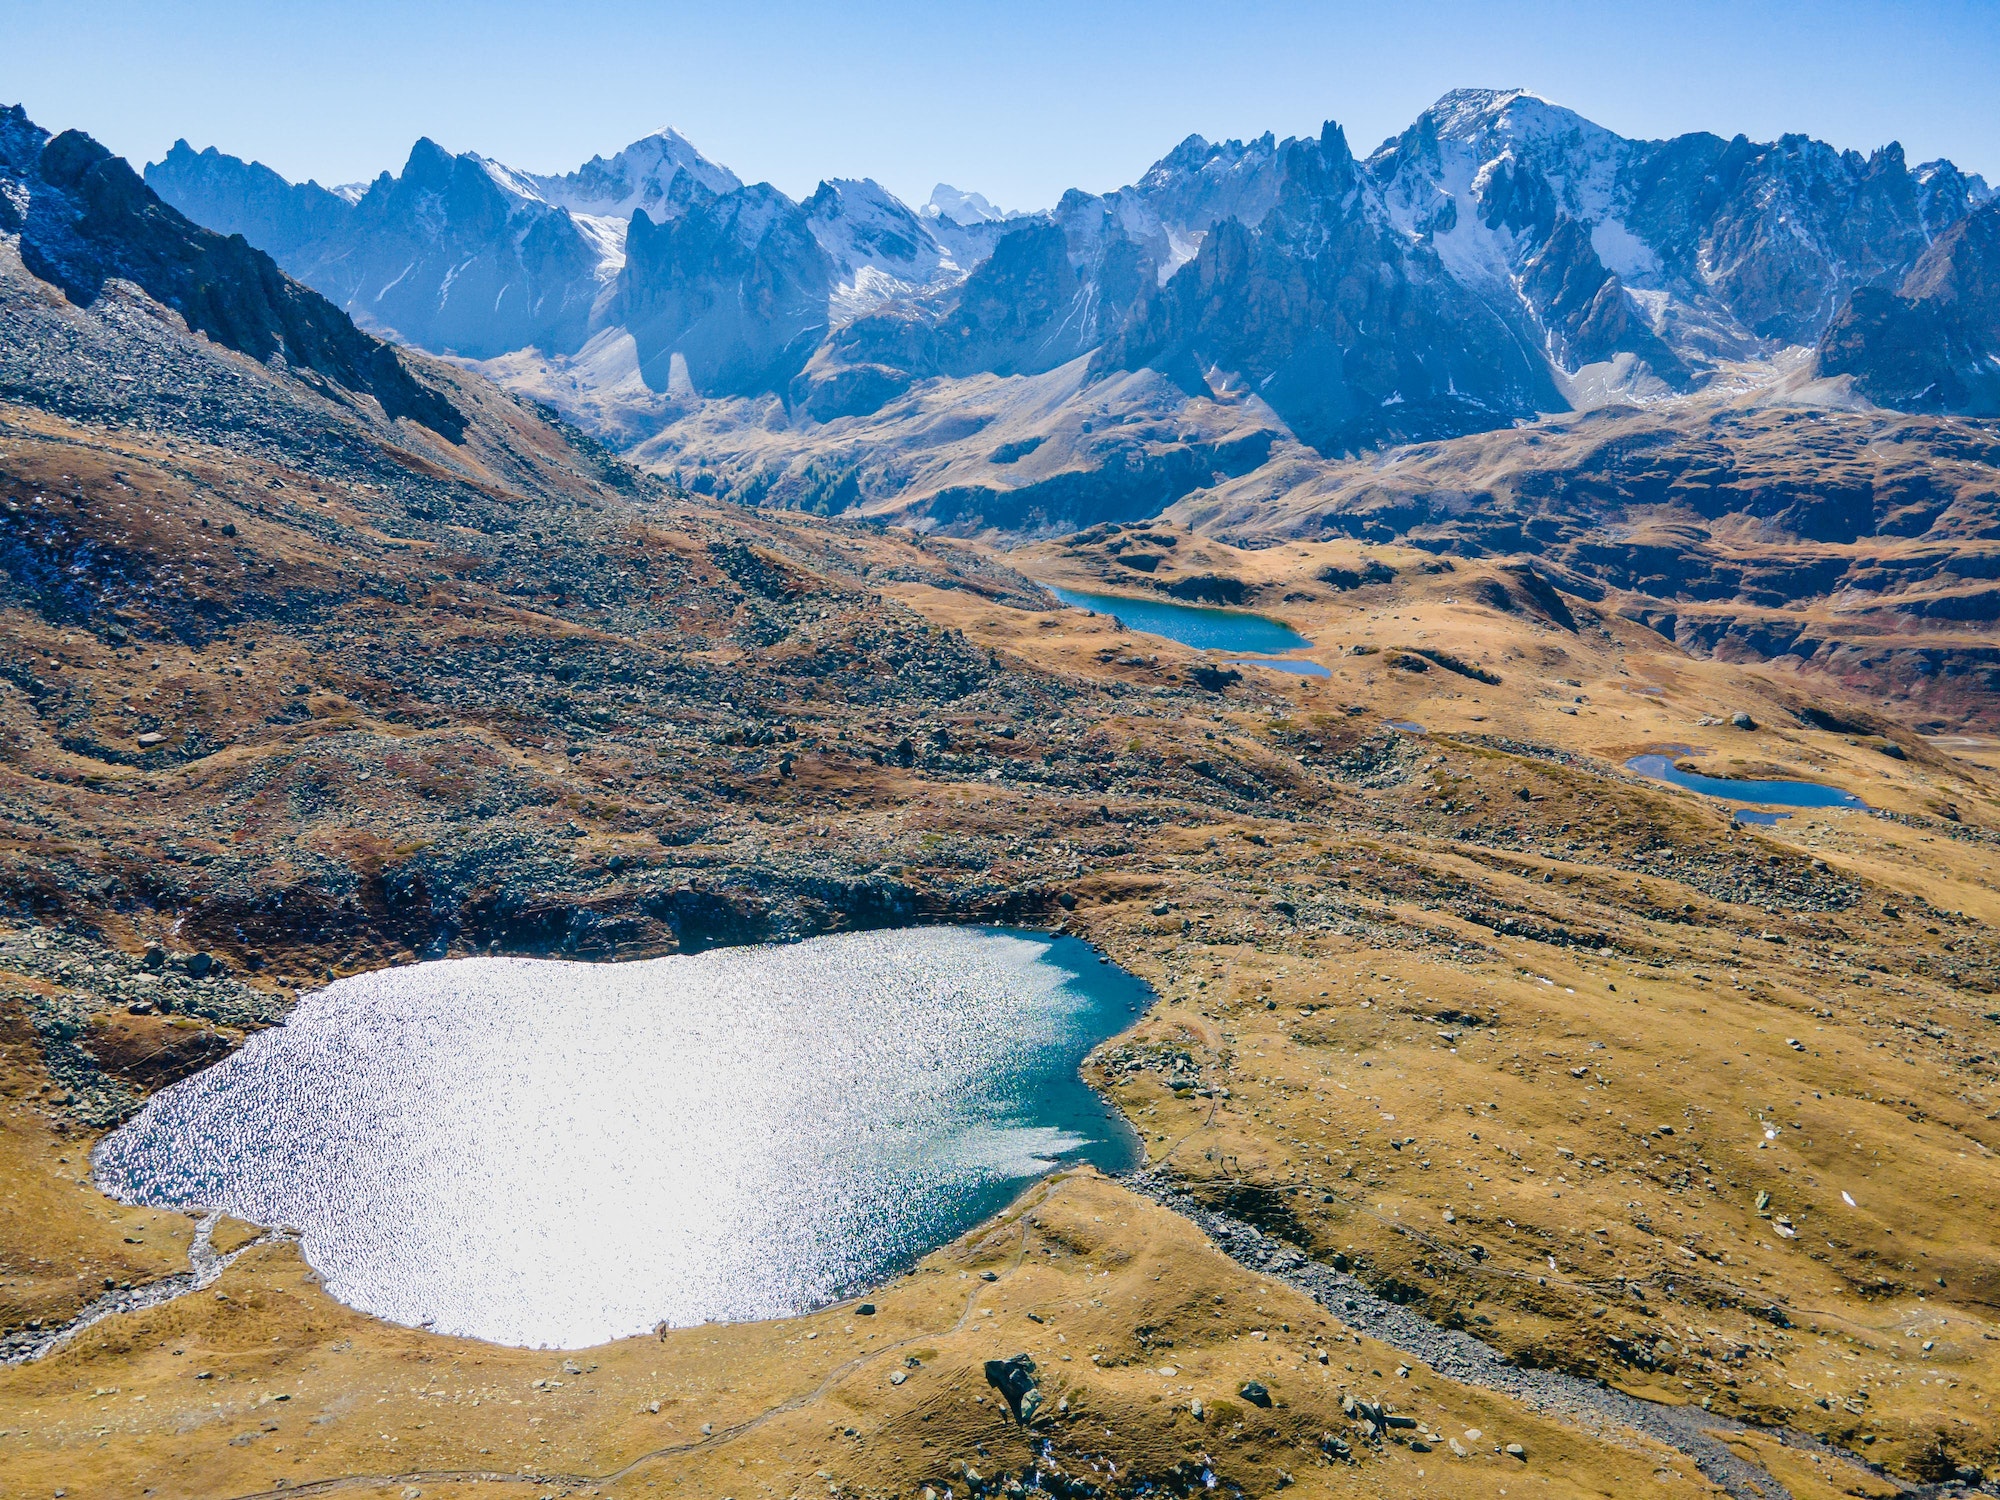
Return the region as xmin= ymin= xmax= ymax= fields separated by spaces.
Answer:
xmin=3 ymin=459 xmax=1996 ymax=1498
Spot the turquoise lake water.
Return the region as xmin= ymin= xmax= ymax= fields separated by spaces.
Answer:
xmin=94 ymin=928 xmax=1144 ymax=1348
xmin=1048 ymin=585 xmax=1312 ymax=654
xmin=1626 ymin=754 xmax=1868 ymax=810
xmin=1228 ymin=658 xmax=1332 ymax=678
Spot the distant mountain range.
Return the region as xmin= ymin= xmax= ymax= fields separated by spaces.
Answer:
xmin=132 ymin=90 xmax=2000 ymax=530
xmin=8 ymin=95 xmax=2000 ymax=727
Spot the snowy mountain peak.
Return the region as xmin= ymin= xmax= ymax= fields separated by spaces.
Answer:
xmin=1403 ymin=88 xmax=1631 ymax=168
xmin=1419 ymin=87 xmax=1578 ymax=139
xmin=806 ymin=178 xmax=965 ymax=323
xmin=807 ymin=178 xmax=929 ymax=253
xmin=528 ymin=128 xmax=743 ymax=224
xmin=923 ymin=183 xmax=1014 ymax=224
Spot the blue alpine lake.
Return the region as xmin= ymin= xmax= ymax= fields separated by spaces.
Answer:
xmin=1048 ymin=585 xmax=1312 ymax=654
xmin=1227 ymin=658 xmax=1333 ymax=678
xmin=93 ymin=927 xmax=1144 ymax=1349
xmin=1626 ymin=754 xmax=1868 ymax=810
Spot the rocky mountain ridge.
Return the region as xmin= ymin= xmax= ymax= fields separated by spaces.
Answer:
xmin=1816 ymin=199 xmax=2000 ymax=416
xmin=119 ymin=90 xmax=2000 ymax=730
xmin=145 ymin=90 xmax=1992 ymax=450
xmin=1 ymin=105 xmax=461 ymax=439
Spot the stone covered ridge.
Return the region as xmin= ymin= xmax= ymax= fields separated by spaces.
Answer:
xmin=0 ymin=106 xmax=463 ymax=439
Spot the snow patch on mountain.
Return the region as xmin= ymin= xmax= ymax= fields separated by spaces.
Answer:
xmin=1590 ymin=216 xmax=1660 ymax=281
xmin=806 ymin=178 xmax=965 ymax=322
xmin=923 ymin=184 xmax=1018 ymax=224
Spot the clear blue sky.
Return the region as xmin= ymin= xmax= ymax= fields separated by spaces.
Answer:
xmin=4 ymin=0 xmax=1996 ymax=211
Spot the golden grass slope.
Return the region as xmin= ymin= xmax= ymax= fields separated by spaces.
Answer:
xmin=3 ymin=474 xmax=1999 ymax=1495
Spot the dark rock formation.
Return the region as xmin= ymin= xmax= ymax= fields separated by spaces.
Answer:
xmin=1 ymin=105 xmax=462 ymax=438
xmin=1096 ymin=123 xmax=1563 ymax=453
xmin=620 ymin=183 xmax=832 ymax=398
xmin=794 ymin=211 xmax=1150 ymax=421
xmin=1816 ymin=201 xmax=2000 ymax=416
xmin=1519 ymin=215 xmax=1688 ymax=384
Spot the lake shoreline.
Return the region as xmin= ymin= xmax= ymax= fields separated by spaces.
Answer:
xmin=88 ymin=926 xmax=1152 ymax=1350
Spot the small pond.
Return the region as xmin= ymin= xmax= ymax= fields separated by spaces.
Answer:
xmin=94 ymin=928 xmax=1144 ymax=1348
xmin=1047 ymin=585 xmax=1311 ymax=654
xmin=1227 ymin=658 xmax=1332 ymax=679
xmin=1626 ymin=754 xmax=1868 ymax=810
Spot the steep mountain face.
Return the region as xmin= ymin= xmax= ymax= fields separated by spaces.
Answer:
xmin=1 ymin=105 xmax=461 ymax=438
xmin=341 ymin=140 xmax=606 ymax=359
xmin=515 ymin=127 xmax=745 ymax=283
xmin=149 ymin=135 xmax=608 ymax=360
xmin=618 ymin=182 xmax=833 ymax=398
xmin=1816 ymin=201 xmax=2000 ymax=415
xmin=1369 ymin=89 xmax=1990 ymax=382
xmin=141 ymin=91 xmax=1994 ymax=533
xmin=142 ymin=131 xmax=750 ymax=363
xmin=146 ymin=132 xmax=1003 ymax=406
xmin=1096 ymin=123 xmax=1563 ymax=451
xmin=804 ymin=177 xmax=960 ymax=322
xmin=1516 ymin=213 xmax=1688 ymax=381
xmin=795 ymin=206 xmax=1154 ymax=421
xmin=1616 ymin=133 xmax=1909 ymax=344
xmin=523 ymin=127 xmax=742 ymax=226
xmin=143 ymin=139 xmax=356 ymax=261
xmin=1121 ymin=131 xmax=1288 ymax=268
xmin=787 ymin=140 xmax=1295 ymax=424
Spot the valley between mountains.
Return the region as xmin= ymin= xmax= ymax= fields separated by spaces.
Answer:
xmin=2 ymin=90 xmax=1999 ymax=1500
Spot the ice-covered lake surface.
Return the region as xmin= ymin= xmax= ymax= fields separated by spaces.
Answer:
xmin=94 ymin=927 xmax=1144 ymax=1348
